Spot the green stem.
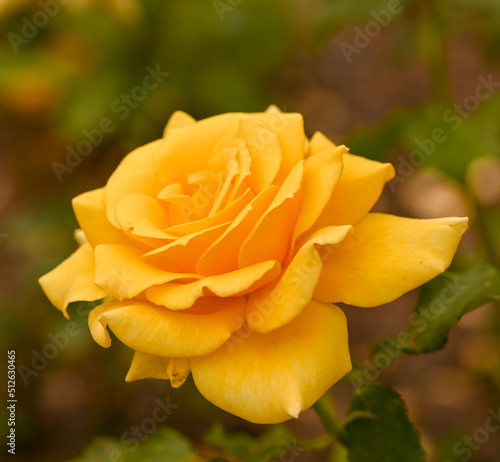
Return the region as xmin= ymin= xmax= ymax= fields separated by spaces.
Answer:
xmin=312 ymin=391 xmax=344 ymax=439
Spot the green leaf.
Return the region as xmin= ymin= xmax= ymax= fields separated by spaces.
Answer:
xmin=68 ymin=426 xmax=197 ymax=462
xmin=371 ymin=262 xmax=500 ymax=357
xmin=344 ymin=382 xmax=425 ymax=462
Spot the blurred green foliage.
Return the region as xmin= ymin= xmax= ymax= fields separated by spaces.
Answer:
xmin=68 ymin=426 xmax=197 ymax=462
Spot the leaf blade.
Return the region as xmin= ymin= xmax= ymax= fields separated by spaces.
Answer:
xmin=344 ymin=382 xmax=425 ymax=462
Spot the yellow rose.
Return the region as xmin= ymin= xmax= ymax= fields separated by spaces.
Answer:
xmin=39 ymin=106 xmax=468 ymax=424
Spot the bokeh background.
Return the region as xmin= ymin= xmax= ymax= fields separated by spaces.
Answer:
xmin=1 ymin=0 xmax=500 ymax=460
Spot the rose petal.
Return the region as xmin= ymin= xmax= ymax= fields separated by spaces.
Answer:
xmin=325 ymin=153 xmax=395 ymax=226
xmin=107 ymin=140 xmax=163 ymax=188
xmin=165 ymin=358 xmax=191 ymax=388
xmin=88 ymin=300 xmax=121 ymax=348
xmin=247 ymin=225 xmax=353 ymax=333
xmin=259 ymin=107 xmax=306 ymax=183
xmin=92 ymin=297 xmax=246 ymax=358
xmin=315 ymin=213 xmax=469 ymax=306
xmin=196 ymin=186 xmax=278 ymax=276
xmin=146 ymin=260 xmax=281 ymax=310
xmin=163 ymin=110 xmax=196 ymax=135
xmin=104 ymin=140 xmax=164 ymax=227
xmin=157 ymin=183 xmax=185 ymax=201
xmin=308 ymin=132 xmax=395 ymax=229
xmin=94 ymin=244 xmax=201 ymax=300
xmin=72 ymin=188 xmax=131 ymax=248
xmin=236 ymin=119 xmax=282 ymax=191
xmin=292 ymin=145 xmax=346 ymax=242
xmin=144 ymin=222 xmax=231 ymax=274
xmin=239 ymin=161 xmax=304 ymax=267
xmin=115 ymin=193 xmax=172 ymax=240
xmin=225 ymin=139 xmax=252 ymax=203
xmin=125 ymin=352 xmax=191 ymax=388
xmin=190 ymin=301 xmax=351 ymax=424
xmin=125 ymin=351 xmax=170 ymax=381
xmin=154 ymin=113 xmax=244 ymax=188
xmin=208 ymin=147 xmax=240 ymax=214
xmin=165 ymin=187 xmax=254 ymax=237
xmin=39 ymin=243 xmax=106 ymax=318
xmin=308 ymin=130 xmax=338 ymax=153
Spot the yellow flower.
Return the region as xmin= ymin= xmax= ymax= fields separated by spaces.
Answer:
xmin=39 ymin=106 xmax=468 ymax=424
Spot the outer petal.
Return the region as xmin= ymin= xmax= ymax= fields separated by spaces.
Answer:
xmin=292 ymin=145 xmax=346 ymax=242
xmin=307 ymin=131 xmax=395 ymax=229
xmin=315 ymin=213 xmax=469 ymax=307
xmin=105 ymin=169 xmax=164 ymax=229
xmin=94 ymin=244 xmax=200 ymax=300
xmin=166 ymin=358 xmax=191 ymax=388
xmin=308 ymin=131 xmax=337 ymax=154
xmin=39 ymin=243 xmax=106 ymax=318
xmin=104 ymin=140 xmax=164 ymax=228
xmin=190 ymin=301 xmax=351 ymax=424
xmin=106 ymin=140 xmax=163 ymax=189
xmin=163 ymin=110 xmax=196 ymax=135
xmin=312 ymin=157 xmax=394 ymax=231
xmin=146 ymin=260 xmax=281 ymax=310
xmin=72 ymin=188 xmax=131 ymax=248
xmin=91 ymin=297 xmax=246 ymax=358
xmin=88 ymin=300 xmax=121 ymax=348
xmin=125 ymin=351 xmax=170 ymax=381
xmin=258 ymin=107 xmax=306 ymax=184
xmin=247 ymin=225 xmax=352 ymax=333
xmin=125 ymin=352 xmax=190 ymax=388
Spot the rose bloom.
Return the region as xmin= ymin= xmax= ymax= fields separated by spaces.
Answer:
xmin=40 ymin=106 xmax=467 ymax=424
